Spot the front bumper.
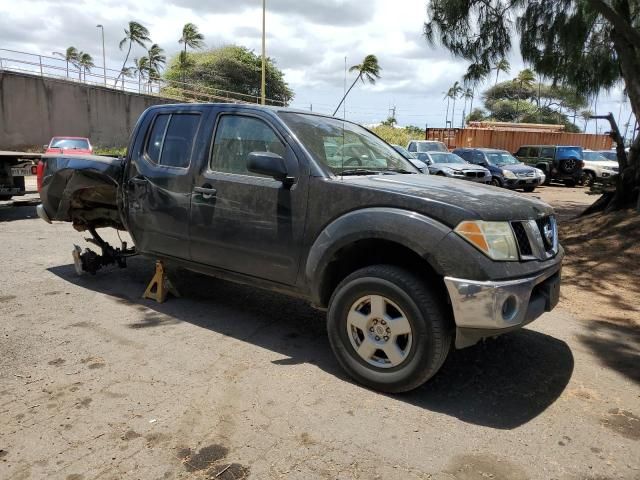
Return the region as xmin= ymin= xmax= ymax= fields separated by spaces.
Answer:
xmin=36 ymin=204 xmax=52 ymax=223
xmin=444 ymin=259 xmax=562 ymax=348
xmin=504 ymin=177 xmax=542 ymax=189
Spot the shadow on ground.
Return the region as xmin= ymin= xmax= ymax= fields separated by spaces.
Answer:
xmin=0 ymin=204 xmax=38 ymax=222
xmin=49 ymin=257 xmax=574 ymax=430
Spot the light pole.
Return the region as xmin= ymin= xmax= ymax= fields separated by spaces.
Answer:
xmin=261 ymin=0 xmax=266 ymax=105
xmin=96 ymin=24 xmax=106 ymax=86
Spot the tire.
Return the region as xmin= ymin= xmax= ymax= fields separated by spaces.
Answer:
xmin=523 ymin=186 xmax=536 ymax=192
xmin=559 ymin=157 xmax=578 ymax=174
xmin=327 ymin=265 xmax=452 ymax=393
xmin=490 ymin=177 xmax=502 ymax=187
xmin=581 ymin=171 xmax=596 ymax=187
xmin=435 ymin=172 xmax=446 ymax=176
xmin=0 ymin=195 xmax=13 ymax=201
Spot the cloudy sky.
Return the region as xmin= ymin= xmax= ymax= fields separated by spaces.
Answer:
xmin=1 ymin=0 xmax=633 ymax=133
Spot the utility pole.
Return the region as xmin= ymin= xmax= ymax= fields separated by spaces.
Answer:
xmin=97 ymin=24 xmax=106 ymax=86
xmin=261 ymin=0 xmax=266 ymax=105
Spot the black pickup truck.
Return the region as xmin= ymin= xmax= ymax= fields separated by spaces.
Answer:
xmin=37 ymin=103 xmax=563 ymax=393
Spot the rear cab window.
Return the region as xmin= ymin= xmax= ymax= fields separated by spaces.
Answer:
xmin=145 ymin=112 xmax=201 ymax=168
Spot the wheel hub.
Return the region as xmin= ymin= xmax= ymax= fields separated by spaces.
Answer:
xmin=346 ymin=295 xmax=413 ymax=369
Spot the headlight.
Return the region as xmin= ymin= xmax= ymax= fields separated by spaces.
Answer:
xmin=451 ymin=169 xmax=465 ymax=176
xmin=502 ymin=170 xmax=517 ymax=179
xmin=454 ymin=220 xmax=519 ymax=261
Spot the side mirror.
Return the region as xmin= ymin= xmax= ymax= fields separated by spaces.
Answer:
xmin=247 ymin=151 xmax=292 ymax=185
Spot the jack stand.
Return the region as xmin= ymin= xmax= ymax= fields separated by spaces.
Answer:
xmin=142 ymin=261 xmax=179 ymax=303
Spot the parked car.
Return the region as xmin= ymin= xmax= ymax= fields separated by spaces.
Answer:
xmin=453 ymin=148 xmax=544 ymax=192
xmin=594 ymin=150 xmax=618 ymax=162
xmin=391 ymin=145 xmax=429 ymax=173
xmin=514 ymin=145 xmax=584 ymax=186
xmin=406 ymin=140 xmax=448 ymax=153
xmin=581 ymin=150 xmax=619 ymax=186
xmin=420 ymin=151 xmax=491 ymax=183
xmin=37 ymin=103 xmax=562 ymax=393
xmin=45 ymin=137 xmax=93 ymax=155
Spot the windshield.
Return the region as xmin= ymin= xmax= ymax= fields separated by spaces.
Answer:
xmin=597 ymin=151 xmax=618 ymax=161
xmin=429 ymin=152 xmax=467 ymax=164
xmin=485 ymin=151 xmax=520 ymax=166
xmin=416 ymin=142 xmax=448 ymax=153
xmin=583 ymin=151 xmax=608 ymax=161
xmin=278 ymin=112 xmax=417 ymax=174
xmin=50 ymin=138 xmax=90 ymax=150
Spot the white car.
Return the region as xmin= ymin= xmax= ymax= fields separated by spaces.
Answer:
xmin=581 ymin=150 xmax=619 ymax=186
xmin=406 ymin=140 xmax=449 ymax=154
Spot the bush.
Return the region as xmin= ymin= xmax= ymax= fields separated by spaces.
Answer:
xmin=369 ymin=125 xmax=424 ymax=146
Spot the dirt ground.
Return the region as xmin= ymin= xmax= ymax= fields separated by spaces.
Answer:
xmin=1 ymin=181 xmax=639 ymax=480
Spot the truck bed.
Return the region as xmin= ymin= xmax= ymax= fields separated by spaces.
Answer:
xmin=39 ymin=154 xmax=125 ymax=231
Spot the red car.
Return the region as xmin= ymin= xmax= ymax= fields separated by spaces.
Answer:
xmin=38 ymin=137 xmax=93 ymax=191
xmin=45 ymin=137 xmax=93 ymax=155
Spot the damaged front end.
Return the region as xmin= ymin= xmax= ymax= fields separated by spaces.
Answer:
xmin=39 ymin=154 xmax=125 ymax=232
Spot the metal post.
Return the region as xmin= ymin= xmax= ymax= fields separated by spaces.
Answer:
xmin=97 ymin=25 xmax=106 ymax=86
xmin=39 ymin=55 xmax=43 ymax=76
xmin=261 ymin=0 xmax=266 ymax=105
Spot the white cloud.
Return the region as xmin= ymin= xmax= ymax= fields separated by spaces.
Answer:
xmin=1 ymin=0 xmax=631 ymax=130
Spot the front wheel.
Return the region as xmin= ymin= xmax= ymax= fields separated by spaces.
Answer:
xmin=581 ymin=171 xmax=596 ymax=187
xmin=327 ymin=265 xmax=452 ymax=393
xmin=491 ymin=177 xmax=502 ymax=187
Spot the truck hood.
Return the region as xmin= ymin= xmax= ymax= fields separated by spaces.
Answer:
xmin=339 ymin=173 xmax=554 ymax=225
xmin=500 ymin=163 xmax=536 ymax=173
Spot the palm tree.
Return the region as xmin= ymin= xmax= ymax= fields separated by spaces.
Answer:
xmin=116 ymin=21 xmax=151 ymax=86
xmin=463 ymin=63 xmax=489 ymax=113
xmin=178 ymin=23 xmax=204 ymax=82
xmin=133 ymin=56 xmax=149 ymax=93
xmin=461 ymin=87 xmax=474 ymax=127
xmin=443 ymin=89 xmax=454 ymax=125
xmin=119 ymin=66 xmax=134 ymax=90
xmin=448 ymin=81 xmax=463 ymax=127
xmin=333 ymin=55 xmax=381 ymax=116
xmin=580 ymin=110 xmax=593 ymax=132
xmin=77 ymin=52 xmax=94 ymax=82
xmin=492 ymin=58 xmax=511 ymax=86
xmin=514 ymin=69 xmax=536 ymax=118
xmin=176 ymin=51 xmax=195 ymax=92
xmin=146 ymin=44 xmax=166 ymax=94
xmin=52 ymin=47 xmax=79 ymax=78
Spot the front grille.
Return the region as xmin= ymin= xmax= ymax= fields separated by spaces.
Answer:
xmin=464 ymin=171 xmax=485 ymax=178
xmin=511 ymin=222 xmax=533 ymax=256
xmin=511 ymin=216 xmax=558 ymax=260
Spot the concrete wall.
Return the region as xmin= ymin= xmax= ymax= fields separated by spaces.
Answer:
xmin=0 ymin=71 xmax=174 ymax=150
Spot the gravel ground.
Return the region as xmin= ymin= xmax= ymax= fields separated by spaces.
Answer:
xmin=0 ymin=181 xmax=638 ymax=480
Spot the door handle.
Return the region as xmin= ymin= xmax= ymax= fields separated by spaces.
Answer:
xmin=194 ymin=185 xmax=217 ymax=200
xmin=129 ymin=176 xmax=148 ymax=186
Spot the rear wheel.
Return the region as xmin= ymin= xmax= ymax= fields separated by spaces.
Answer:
xmin=327 ymin=265 xmax=452 ymax=393
xmin=581 ymin=171 xmax=596 ymax=187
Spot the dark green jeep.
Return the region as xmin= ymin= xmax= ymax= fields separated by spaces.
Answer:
xmin=514 ymin=145 xmax=584 ymax=186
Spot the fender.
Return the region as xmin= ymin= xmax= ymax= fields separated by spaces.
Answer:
xmin=305 ymin=207 xmax=452 ymax=305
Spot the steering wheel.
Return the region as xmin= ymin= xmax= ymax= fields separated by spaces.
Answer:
xmin=343 ymin=157 xmax=362 ymax=167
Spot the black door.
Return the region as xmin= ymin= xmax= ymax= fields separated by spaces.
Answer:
xmin=125 ymin=110 xmax=202 ymax=259
xmin=189 ymin=112 xmax=307 ymax=285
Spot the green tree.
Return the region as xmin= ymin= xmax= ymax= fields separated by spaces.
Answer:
xmin=447 ymin=81 xmax=463 ymax=126
xmin=133 ymin=56 xmax=149 ymax=93
xmin=333 ymin=55 xmax=381 ymax=116
xmin=492 ymin=58 xmax=510 ymax=86
xmin=581 ymin=109 xmax=593 ymax=132
xmin=116 ymin=21 xmax=151 ymax=87
xmin=463 ymin=63 xmax=490 ymax=113
xmin=461 ymin=87 xmax=475 ymax=127
xmin=52 ymin=47 xmax=79 ymax=79
xmin=146 ymin=44 xmax=166 ymax=94
xmin=178 ymin=23 xmax=205 ymax=83
xmin=381 ymin=116 xmax=397 ymax=127
xmin=163 ymin=45 xmax=293 ymax=105
xmin=466 ymin=108 xmax=487 ymax=122
xmin=424 ymin=0 xmax=640 ymax=210
xmin=77 ymin=52 xmax=94 ymax=82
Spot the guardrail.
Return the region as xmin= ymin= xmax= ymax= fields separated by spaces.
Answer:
xmin=0 ymin=48 xmax=286 ymax=106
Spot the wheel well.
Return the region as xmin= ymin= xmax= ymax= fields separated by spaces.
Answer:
xmin=318 ymin=239 xmax=445 ymax=308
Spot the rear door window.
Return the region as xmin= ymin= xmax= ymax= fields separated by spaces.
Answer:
xmin=145 ymin=113 xmax=200 ymax=168
xmin=540 ymin=147 xmax=554 ymax=159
